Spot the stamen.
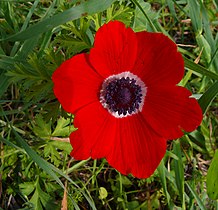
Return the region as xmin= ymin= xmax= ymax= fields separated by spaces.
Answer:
xmin=100 ymin=72 xmax=147 ymax=118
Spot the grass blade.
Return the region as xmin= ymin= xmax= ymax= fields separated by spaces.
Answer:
xmin=1 ymin=0 xmax=115 ymax=42
xmin=187 ymin=0 xmax=202 ymax=34
xmin=183 ymin=56 xmax=218 ymax=80
xmin=198 ymin=81 xmax=218 ymax=114
xmin=173 ymin=140 xmax=185 ymax=208
xmin=0 ymin=72 xmax=10 ymax=98
xmin=186 ymin=182 xmax=207 ymax=210
xmin=207 ymin=149 xmax=218 ymax=200
xmin=157 ymin=160 xmax=174 ymax=209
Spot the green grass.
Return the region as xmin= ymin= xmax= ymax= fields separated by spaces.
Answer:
xmin=0 ymin=0 xmax=218 ymax=209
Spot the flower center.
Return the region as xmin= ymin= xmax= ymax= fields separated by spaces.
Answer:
xmin=119 ymin=87 xmax=132 ymax=104
xmin=100 ymin=72 xmax=147 ymax=118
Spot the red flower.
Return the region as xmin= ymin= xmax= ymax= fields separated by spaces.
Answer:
xmin=52 ymin=21 xmax=202 ymax=178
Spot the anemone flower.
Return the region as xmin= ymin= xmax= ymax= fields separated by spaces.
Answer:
xmin=52 ymin=21 xmax=202 ymax=178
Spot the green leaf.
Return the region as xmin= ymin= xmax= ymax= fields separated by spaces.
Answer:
xmin=207 ymin=149 xmax=218 ymax=200
xmin=29 ymin=178 xmax=56 ymax=210
xmin=19 ymin=182 xmax=35 ymax=196
xmin=132 ymin=0 xmax=157 ymax=32
xmin=99 ymin=187 xmax=108 ymax=199
xmin=198 ymin=81 xmax=218 ymax=114
xmin=52 ymin=117 xmax=76 ymax=137
xmin=30 ymin=187 xmax=43 ymax=210
xmin=32 ymin=114 xmax=52 ymax=138
xmin=55 ymin=35 xmax=90 ymax=56
xmin=106 ymin=3 xmax=134 ymax=27
xmin=2 ymin=0 xmax=115 ymax=42
xmin=183 ymin=56 xmax=218 ymax=80
xmin=44 ymin=144 xmax=61 ymax=166
xmin=50 ymin=140 xmax=72 ymax=154
xmin=127 ymin=201 xmax=140 ymax=209
xmin=120 ymin=176 xmax=132 ymax=186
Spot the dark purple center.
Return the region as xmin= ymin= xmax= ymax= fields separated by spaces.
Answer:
xmin=103 ymin=77 xmax=143 ymax=116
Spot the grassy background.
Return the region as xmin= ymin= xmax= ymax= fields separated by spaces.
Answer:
xmin=0 ymin=0 xmax=218 ymax=209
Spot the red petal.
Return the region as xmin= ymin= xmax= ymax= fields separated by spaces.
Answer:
xmin=142 ymin=86 xmax=203 ymax=139
xmin=70 ymin=102 xmax=116 ymax=160
xmin=52 ymin=54 xmax=102 ymax=113
xmin=132 ymin=32 xmax=184 ymax=86
xmin=89 ymin=21 xmax=138 ymax=78
xmin=70 ymin=101 xmax=167 ymax=178
xmin=107 ymin=115 xmax=167 ymax=178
